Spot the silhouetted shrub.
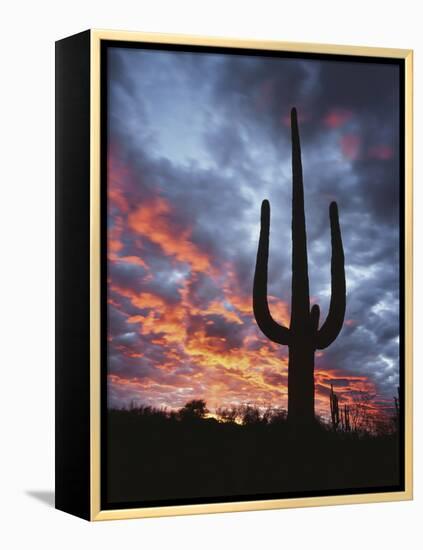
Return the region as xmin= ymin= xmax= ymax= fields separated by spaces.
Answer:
xmin=178 ymin=399 xmax=208 ymax=421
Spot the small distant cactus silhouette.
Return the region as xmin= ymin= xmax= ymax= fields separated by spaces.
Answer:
xmin=253 ymin=107 xmax=346 ymax=426
xmin=330 ymin=384 xmax=340 ymax=431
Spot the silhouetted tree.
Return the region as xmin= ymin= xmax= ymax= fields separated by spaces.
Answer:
xmin=178 ymin=399 xmax=208 ymax=420
xmin=349 ymin=392 xmax=374 ymax=433
xmin=253 ymin=107 xmax=346 ymax=427
xmin=240 ymin=404 xmax=262 ymax=425
xmin=216 ymin=405 xmax=240 ymax=423
xmin=267 ymin=407 xmax=288 ymax=425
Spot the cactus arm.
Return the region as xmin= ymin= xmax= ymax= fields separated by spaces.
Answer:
xmin=316 ymin=201 xmax=346 ymax=350
xmin=253 ymin=199 xmax=291 ymax=346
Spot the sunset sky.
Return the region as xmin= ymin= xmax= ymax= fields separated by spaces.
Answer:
xmin=106 ymin=45 xmax=401 ymax=420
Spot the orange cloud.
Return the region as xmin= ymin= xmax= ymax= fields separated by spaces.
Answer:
xmin=128 ymin=197 xmax=211 ymax=272
xmin=106 ymin=167 xmax=379 ymax=419
xmin=108 ymin=146 xmax=131 ymax=214
xmin=109 ymin=256 xmax=381 ymax=421
xmin=108 ymin=242 xmax=297 ymax=411
xmin=115 ymin=289 xmax=187 ymax=344
xmin=200 ymin=300 xmax=243 ymax=325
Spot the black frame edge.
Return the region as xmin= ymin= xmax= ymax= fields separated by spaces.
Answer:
xmin=55 ymin=29 xmax=91 ymax=521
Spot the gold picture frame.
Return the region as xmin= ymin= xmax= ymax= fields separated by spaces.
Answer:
xmin=55 ymin=29 xmax=413 ymax=521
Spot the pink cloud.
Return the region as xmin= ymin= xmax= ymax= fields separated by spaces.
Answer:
xmin=323 ymin=108 xmax=352 ymax=129
xmin=368 ymin=145 xmax=393 ymax=160
xmin=340 ymin=134 xmax=361 ymax=160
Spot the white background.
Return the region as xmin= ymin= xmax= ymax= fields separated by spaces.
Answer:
xmin=0 ymin=1 xmax=420 ymax=548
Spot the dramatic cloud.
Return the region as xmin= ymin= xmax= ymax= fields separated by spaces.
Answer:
xmin=106 ymin=45 xmax=401 ymax=420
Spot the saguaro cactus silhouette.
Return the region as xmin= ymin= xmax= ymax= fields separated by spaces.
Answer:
xmin=253 ymin=107 xmax=346 ymax=426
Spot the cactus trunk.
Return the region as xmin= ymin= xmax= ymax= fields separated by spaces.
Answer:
xmin=253 ymin=107 xmax=346 ymax=428
xmin=288 ymin=108 xmax=314 ymax=426
xmin=288 ymin=344 xmax=315 ymax=424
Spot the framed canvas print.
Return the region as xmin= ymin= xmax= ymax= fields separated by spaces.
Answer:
xmin=55 ymin=29 xmax=413 ymax=521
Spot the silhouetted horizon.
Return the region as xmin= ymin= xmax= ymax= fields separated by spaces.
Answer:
xmin=105 ymin=397 xmax=401 ymax=506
